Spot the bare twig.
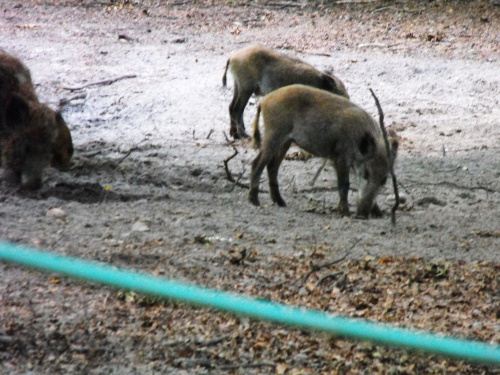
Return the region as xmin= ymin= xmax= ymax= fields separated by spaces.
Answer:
xmin=223 ymin=131 xmax=234 ymax=146
xmin=218 ymin=362 xmax=276 ymax=371
xmin=58 ymin=92 xmax=87 ymax=108
xmin=301 ymin=239 xmax=359 ymax=286
xmin=223 ymin=132 xmax=250 ymax=189
xmin=358 ymin=43 xmax=401 ymax=49
xmin=114 ymin=147 xmax=138 ymax=171
xmin=62 ymin=74 xmax=137 ymax=91
xmin=333 ymin=0 xmax=379 ymax=4
xmin=371 ymin=6 xmax=396 ymax=13
xmin=317 ymin=271 xmax=344 ymax=287
xmin=297 ymin=49 xmax=332 ymax=57
xmin=223 ymin=146 xmax=239 ymax=183
xmin=206 ymin=129 xmax=214 ymax=139
xmin=169 ymin=0 xmax=190 ymax=5
xmin=370 ymin=88 xmax=399 ymax=225
xmin=405 ymin=179 xmax=497 ymax=193
xmin=164 ymin=335 xmax=231 ymax=347
xmin=266 ymin=1 xmax=304 ymax=8
xmin=310 ymin=159 xmax=328 ymax=186
xmin=118 ymin=34 xmax=135 ymax=42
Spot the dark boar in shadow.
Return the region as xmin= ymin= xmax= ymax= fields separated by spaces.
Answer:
xmin=0 ymin=51 xmax=73 ymax=189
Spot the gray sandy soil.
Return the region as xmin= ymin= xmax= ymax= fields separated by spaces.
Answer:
xmin=0 ymin=1 xmax=499 ymax=374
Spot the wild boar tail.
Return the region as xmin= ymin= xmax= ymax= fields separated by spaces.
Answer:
xmin=222 ymin=58 xmax=230 ymax=87
xmin=252 ymin=104 xmax=262 ymax=149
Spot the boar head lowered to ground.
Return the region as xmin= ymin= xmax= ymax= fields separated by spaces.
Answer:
xmin=249 ymin=84 xmax=397 ymax=219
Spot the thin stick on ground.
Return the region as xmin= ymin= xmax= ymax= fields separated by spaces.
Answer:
xmin=317 ymin=271 xmax=345 ymax=287
xmin=405 ymin=179 xmax=498 ymax=194
xmin=62 ymin=74 xmax=137 ymax=91
xmin=223 ymin=132 xmax=249 ymax=189
xmin=301 ymin=239 xmax=359 ymax=286
xmin=369 ymin=88 xmax=399 ymax=225
xmin=114 ymin=147 xmax=138 ymax=171
xmin=58 ymin=92 xmax=87 ymax=108
xmin=310 ymin=158 xmax=328 ymax=186
xmin=218 ymin=362 xmax=276 ymax=371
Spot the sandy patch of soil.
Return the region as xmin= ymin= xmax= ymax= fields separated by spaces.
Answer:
xmin=0 ymin=1 xmax=499 ymax=373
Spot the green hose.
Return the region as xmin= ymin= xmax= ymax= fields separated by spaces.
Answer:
xmin=1 ymin=241 xmax=499 ymax=365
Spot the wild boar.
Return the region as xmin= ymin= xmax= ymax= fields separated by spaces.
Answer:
xmin=222 ymin=44 xmax=349 ymax=139
xmin=0 ymin=51 xmax=73 ymax=189
xmin=248 ymin=84 xmax=398 ymax=219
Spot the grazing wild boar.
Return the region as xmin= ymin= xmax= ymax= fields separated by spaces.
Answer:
xmin=0 ymin=50 xmax=73 ymax=189
xmin=222 ymin=44 xmax=349 ymax=139
xmin=249 ymin=84 xmax=398 ymax=219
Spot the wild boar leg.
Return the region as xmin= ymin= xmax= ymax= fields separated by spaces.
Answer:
xmin=229 ymin=84 xmax=252 ymax=139
xmin=335 ymin=159 xmax=351 ymax=217
xmin=267 ymin=139 xmax=293 ymax=207
xmin=228 ymin=84 xmax=240 ymax=138
xmin=249 ymin=150 xmax=266 ymax=206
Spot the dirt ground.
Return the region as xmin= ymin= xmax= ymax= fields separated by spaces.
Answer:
xmin=0 ymin=1 xmax=499 ymax=374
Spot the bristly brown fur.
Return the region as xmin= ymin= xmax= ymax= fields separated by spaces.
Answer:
xmin=249 ymin=84 xmax=396 ymax=219
xmin=223 ymin=44 xmax=349 ymax=139
xmin=252 ymin=104 xmax=262 ymax=149
xmin=0 ymin=50 xmax=73 ymax=189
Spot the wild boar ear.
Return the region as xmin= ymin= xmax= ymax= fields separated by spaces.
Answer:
xmin=3 ymin=94 xmax=30 ymax=132
xmin=321 ymin=74 xmax=339 ymax=92
xmin=322 ymin=75 xmax=337 ymax=91
xmin=359 ymin=132 xmax=376 ymax=156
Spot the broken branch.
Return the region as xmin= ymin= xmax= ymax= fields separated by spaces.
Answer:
xmin=58 ymin=92 xmax=87 ymax=108
xmin=218 ymin=362 xmax=276 ymax=371
xmin=301 ymin=239 xmax=359 ymax=286
xmin=310 ymin=159 xmax=328 ymax=186
xmin=62 ymin=74 xmax=137 ymax=91
xmin=370 ymin=88 xmax=399 ymax=226
xmin=317 ymin=271 xmax=345 ymax=287
xmin=405 ymin=179 xmax=497 ymax=193
xmin=223 ymin=132 xmax=249 ymax=189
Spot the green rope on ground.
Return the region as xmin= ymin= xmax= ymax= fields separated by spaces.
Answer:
xmin=1 ymin=241 xmax=499 ymax=365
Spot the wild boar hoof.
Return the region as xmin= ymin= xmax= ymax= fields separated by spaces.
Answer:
xmin=248 ymin=191 xmax=260 ymax=206
xmin=355 ymin=209 xmax=370 ymax=220
xmin=338 ymin=205 xmax=350 ymax=217
xmin=237 ymin=127 xmax=249 ymax=139
xmin=370 ymin=204 xmax=383 ymax=218
xmin=230 ymin=126 xmax=239 ymax=139
xmin=275 ymin=198 xmax=286 ymax=207
xmin=354 ymin=213 xmax=369 ymax=220
xmin=21 ymin=179 xmax=43 ymax=191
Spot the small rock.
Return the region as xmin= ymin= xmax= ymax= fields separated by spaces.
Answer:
xmin=385 ymin=194 xmax=407 ymax=204
xmin=298 ymin=287 xmax=308 ymax=296
xmin=172 ymin=37 xmax=187 ymax=44
xmin=119 ymin=144 xmax=132 ymax=154
xmin=190 ymin=168 xmax=203 ymax=177
xmin=46 ymin=208 xmax=66 ymax=218
xmin=132 ymin=221 xmax=149 ymax=232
